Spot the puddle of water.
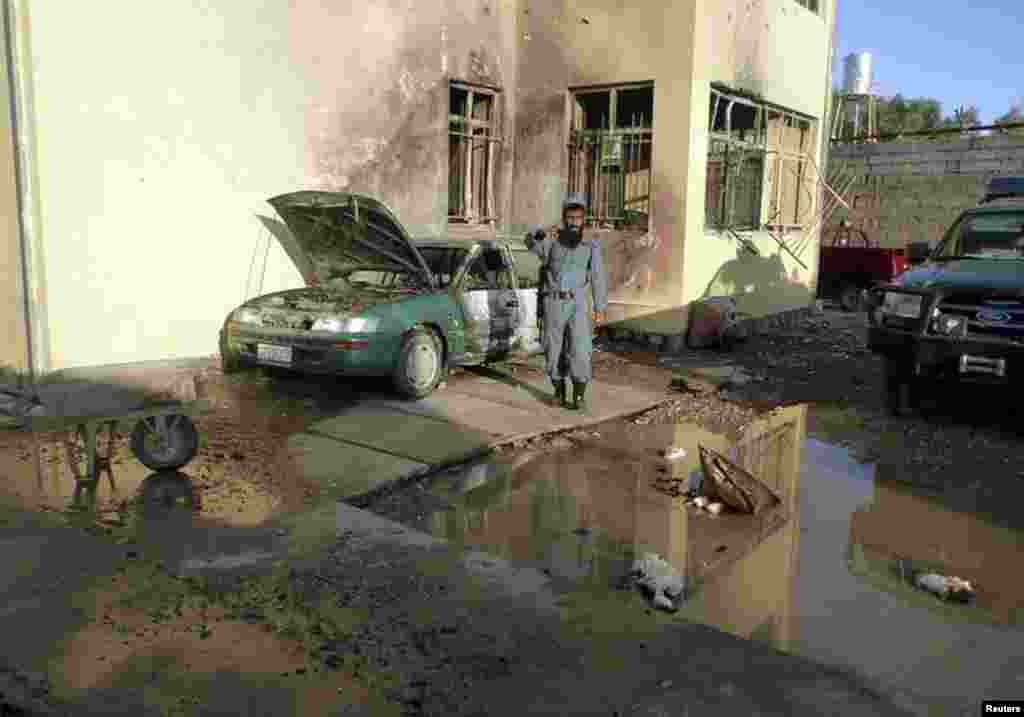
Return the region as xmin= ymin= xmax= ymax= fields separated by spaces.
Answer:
xmin=399 ymin=405 xmax=1024 ymax=712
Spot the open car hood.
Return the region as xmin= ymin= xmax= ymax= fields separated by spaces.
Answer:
xmin=267 ymin=192 xmax=434 ymax=288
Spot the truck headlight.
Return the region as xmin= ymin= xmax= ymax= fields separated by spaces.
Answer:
xmin=232 ymin=308 xmax=263 ymax=325
xmin=881 ymin=292 xmax=923 ymax=319
xmin=931 ymin=313 xmax=968 ymax=337
xmin=311 ymin=316 xmax=380 ymax=333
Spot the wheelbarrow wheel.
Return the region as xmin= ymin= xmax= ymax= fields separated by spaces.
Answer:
xmin=129 ymin=414 xmax=199 ymax=471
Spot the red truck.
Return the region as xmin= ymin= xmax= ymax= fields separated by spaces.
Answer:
xmin=816 ymin=222 xmax=918 ymax=311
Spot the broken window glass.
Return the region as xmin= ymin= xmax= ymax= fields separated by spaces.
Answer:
xmin=568 ymin=82 xmax=654 ymax=226
xmin=449 ymin=82 xmax=502 ymax=223
xmin=706 ymin=87 xmax=817 ymax=230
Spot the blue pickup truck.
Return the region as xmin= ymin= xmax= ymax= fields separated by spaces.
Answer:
xmin=864 ymin=176 xmax=1024 ymax=416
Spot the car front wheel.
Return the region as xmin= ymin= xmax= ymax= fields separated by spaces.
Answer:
xmin=393 ymin=327 xmax=444 ymax=399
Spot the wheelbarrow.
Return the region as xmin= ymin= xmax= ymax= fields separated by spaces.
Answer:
xmin=24 ymin=398 xmax=213 ymax=484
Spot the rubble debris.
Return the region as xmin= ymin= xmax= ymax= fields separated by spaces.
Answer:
xmin=631 ymin=553 xmax=686 ymax=611
xmin=687 ymin=297 xmax=739 ymax=350
xmin=914 ymin=573 xmax=976 ymax=603
xmin=706 ymin=502 xmax=724 ymax=516
xmin=693 ymin=496 xmax=709 ymax=509
xmin=698 ymin=445 xmax=781 ymax=515
xmin=0 ymin=386 xmax=46 ymax=427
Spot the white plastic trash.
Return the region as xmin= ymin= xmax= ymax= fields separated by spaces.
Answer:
xmin=663 ymin=446 xmax=687 ymax=462
xmin=915 ymin=573 xmax=975 ymax=601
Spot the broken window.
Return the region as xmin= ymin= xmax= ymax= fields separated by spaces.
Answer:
xmin=706 ymin=90 xmax=767 ymax=229
xmin=464 ymin=248 xmax=515 ymax=291
xmin=449 ymin=82 xmax=502 ymax=223
xmin=706 ymin=86 xmax=818 ymax=230
xmin=567 ymin=82 xmax=653 ymax=227
xmin=764 ymin=111 xmax=817 ymax=228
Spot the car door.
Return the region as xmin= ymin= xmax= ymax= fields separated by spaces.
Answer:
xmin=509 ymin=246 xmax=542 ymax=355
xmin=456 ymin=246 xmax=521 ymax=359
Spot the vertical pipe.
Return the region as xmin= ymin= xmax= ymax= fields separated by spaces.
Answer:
xmin=2 ymin=0 xmax=36 ymax=392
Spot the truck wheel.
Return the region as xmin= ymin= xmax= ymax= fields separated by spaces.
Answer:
xmin=839 ymin=283 xmax=862 ymax=313
xmin=883 ymin=359 xmax=918 ymax=418
xmin=393 ymin=327 xmax=444 ymax=399
xmin=130 ymin=414 xmax=200 ymax=471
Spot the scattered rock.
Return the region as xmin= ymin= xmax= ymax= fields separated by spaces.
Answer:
xmin=631 ymin=553 xmax=685 ymax=611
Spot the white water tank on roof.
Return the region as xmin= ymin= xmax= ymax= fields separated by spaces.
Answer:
xmin=843 ymin=52 xmax=874 ymax=95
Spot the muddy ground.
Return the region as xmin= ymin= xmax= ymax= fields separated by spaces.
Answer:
xmin=2 ymin=308 xmax=1023 ymax=715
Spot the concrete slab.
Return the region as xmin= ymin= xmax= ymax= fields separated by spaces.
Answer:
xmin=447 ymin=367 xmax=666 ymax=420
xmin=671 ymin=364 xmax=754 ymax=393
xmin=288 ymin=432 xmax=429 ymax=499
xmin=293 ymin=368 xmax=669 ymax=500
xmin=374 ymin=392 xmax=554 ymax=438
xmin=308 ymin=407 xmax=495 ymax=465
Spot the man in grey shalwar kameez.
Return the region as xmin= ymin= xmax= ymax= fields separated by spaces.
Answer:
xmin=525 ymin=193 xmax=609 ymax=410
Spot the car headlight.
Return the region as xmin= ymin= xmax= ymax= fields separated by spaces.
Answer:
xmin=311 ymin=316 xmax=380 ymax=333
xmin=931 ymin=313 xmax=968 ymax=337
xmin=880 ymin=292 xmax=923 ymax=319
xmin=232 ymin=308 xmax=263 ymax=325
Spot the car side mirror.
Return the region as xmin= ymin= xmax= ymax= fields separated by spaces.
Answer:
xmin=906 ymin=242 xmax=931 ymax=265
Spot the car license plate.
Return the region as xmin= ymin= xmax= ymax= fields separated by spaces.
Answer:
xmin=257 ymin=343 xmax=292 ymax=365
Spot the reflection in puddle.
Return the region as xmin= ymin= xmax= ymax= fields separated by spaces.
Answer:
xmin=427 ymin=406 xmax=805 ymax=625
xmin=0 ymin=431 xmax=280 ymax=527
xmin=416 ymin=406 xmax=1024 ymax=712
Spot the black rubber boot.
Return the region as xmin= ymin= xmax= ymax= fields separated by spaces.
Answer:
xmin=553 ymin=379 xmax=567 ymax=408
xmin=570 ymin=381 xmax=588 ymax=411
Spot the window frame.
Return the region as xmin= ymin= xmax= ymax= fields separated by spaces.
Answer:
xmin=706 ymin=86 xmax=818 ymax=231
xmin=448 ymin=80 xmax=503 ymax=224
xmin=567 ymin=81 xmax=655 ymax=228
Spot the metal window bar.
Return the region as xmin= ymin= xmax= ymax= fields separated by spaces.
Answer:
xmin=568 ymin=127 xmax=653 ymax=225
xmin=705 ymin=138 xmax=765 ymax=229
xmin=449 ymin=87 xmax=502 ymax=222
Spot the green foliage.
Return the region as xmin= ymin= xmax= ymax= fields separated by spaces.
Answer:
xmin=877 ymin=94 xmax=945 ymax=135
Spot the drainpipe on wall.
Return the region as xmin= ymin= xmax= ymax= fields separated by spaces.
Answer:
xmin=2 ymin=0 xmax=44 ymax=391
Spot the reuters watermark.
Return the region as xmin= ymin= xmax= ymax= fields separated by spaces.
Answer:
xmin=983 ymin=701 xmax=1024 ymax=714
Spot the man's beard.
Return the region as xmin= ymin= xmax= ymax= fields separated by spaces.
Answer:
xmin=561 ymin=226 xmax=584 ymax=245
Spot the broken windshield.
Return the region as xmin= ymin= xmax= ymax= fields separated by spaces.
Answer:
xmin=936 ymin=212 xmax=1024 ymax=260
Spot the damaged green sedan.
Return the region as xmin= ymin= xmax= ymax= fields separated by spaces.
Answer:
xmin=219 ymin=192 xmax=541 ymax=398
